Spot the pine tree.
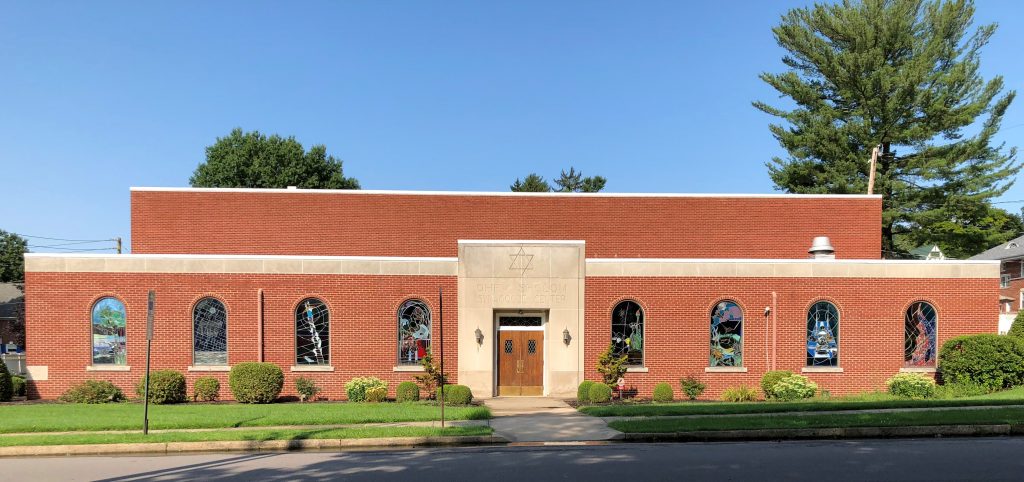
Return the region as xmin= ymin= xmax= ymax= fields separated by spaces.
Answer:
xmin=510 ymin=167 xmax=606 ymax=193
xmin=755 ymin=0 xmax=1020 ymax=258
xmin=510 ymin=173 xmax=552 ymax=192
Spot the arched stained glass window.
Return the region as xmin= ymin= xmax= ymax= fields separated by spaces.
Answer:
xmin=398 ymin=299 xmax=431 ymax=365
xmin=612 ymin=300 xmax=644 ymax=366
xmin=296 ymin=298 xmax=330 ymax=365
xmin=905 ymin=301 xmax=937 ymax=367
xmin=193 ymin=297 xmax=227 ymax=365
xmin=92 ymin=297 xmax=126 ymax=365
xmin=711 ymin=300 xmax=743 ymax=367
xmin=807 ymin=301 xmax=839 ymax=367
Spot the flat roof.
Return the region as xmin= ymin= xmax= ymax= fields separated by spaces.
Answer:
xmin=130 ymin=186 xmax=882 ymax=200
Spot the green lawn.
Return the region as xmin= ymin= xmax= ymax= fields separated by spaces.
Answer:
xmin=579 ymin=387 xmax=1024 ymax=418
xmin=607 ymin=407 xmax=1024 ymax=433
xmin=0 ymin=426 xmax=492 ymax=447
xmin=0 ymin=402 xmax=491 ymax=434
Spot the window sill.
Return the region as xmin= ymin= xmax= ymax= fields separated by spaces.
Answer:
xmin=900 ymin=367 xmax=937 ymax=373
xmin=704 ymin=366 xmax=748 ymax=373
xmin=625 ymin=367 xmax=649 ymax=373
xmin=290 ymin=365 xmax=334 ymax=372
xmin=188 ymin=365 xmax=230 ymax=372
xmin=86 ymin=365 xmax=130 ymax=372
xmin=801 ymin=367 xmax=844 ymax=373
xmin=393 ymin=366 xmax=426 ymax=372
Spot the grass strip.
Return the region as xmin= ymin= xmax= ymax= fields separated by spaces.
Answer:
xmin=607 ymin=407 xmax=1024 ymax=433
xmin=580 ymin=392 xmax=1024 ymax=417
xmin=0 ymin=426 xmax=492 ymax=447
xmin=0 ymin=402 xmax=491 ymax=434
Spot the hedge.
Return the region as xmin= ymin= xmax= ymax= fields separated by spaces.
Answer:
xmin=652 ymin=382 xmax=674 ymax=402
xmin=577 ymin=380 xmax=596 ymax=403
xmin=437 ymin=384 xmax=473 ymax=405
xmin=0 ymin=361 xmax=11 ymax=402
xmin=136 ymin=370 xmax=187 ymax=404
xmin=11 ymin=375 xmax=26 ymax=398
xmin=229 ymin=362 xmax=284 ymax=403
xmin=396 ymin=381 xmax=420 ymax=402
xmin=58 ymin=380 xmax=125 ymax=403
xmin=345 ymin=377 xmax=387 ymax=402
xmin=939 ymin=334 xmax=1024 ymax=391
xmin=193 ymin=377 xmax=220 ymax=402
xmin=886 ymin=373 xmax=936 ymax=399
xmin=760 ymin=370 xmax=794 ymax=399
xmin=589 ymin=383 xmax=612 ymax=403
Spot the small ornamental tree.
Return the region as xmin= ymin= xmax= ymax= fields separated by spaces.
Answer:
xmin=1008 ymin=310 xmax=1024 ymax=339
xmin=596 ymin=344 xmax=628 ymax=387
xmin=0 ymin=361 xmax=12 ymax=402
xmin=414 ymin=352 xmax=449 ymax=398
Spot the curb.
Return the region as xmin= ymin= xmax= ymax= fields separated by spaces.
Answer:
xmin=622 ymin=424 xmax=1024 ymax=442
xmin=0 ymin=435 xmax=508 ymax=457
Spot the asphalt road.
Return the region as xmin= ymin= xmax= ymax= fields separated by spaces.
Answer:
xmin=8 ymin=438 xmax=1024 ymax=481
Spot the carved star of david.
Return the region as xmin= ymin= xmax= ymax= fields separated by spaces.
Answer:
xmin=508 ymin=247 xmax=534 ymax=275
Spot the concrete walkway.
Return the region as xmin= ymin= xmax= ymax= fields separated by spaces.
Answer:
xmin=0 ymin=420 xmax=489 ymax=438
xmin=484 ymin=397 xmax=622 ymax=443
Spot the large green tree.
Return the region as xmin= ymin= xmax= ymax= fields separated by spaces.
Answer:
xmin=755 ymin=0 xmax=1019 ymax=258
xmin=511 ymin=167 xmax=607 ymax=193
xmin=0 ymin=230 xmax=27 ymax=283
xmin=190 ymin=128 xmax=360 ymax=189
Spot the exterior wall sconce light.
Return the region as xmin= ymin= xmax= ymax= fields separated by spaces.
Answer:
xmin=475 ymin=327 xmax=484 ymax=345
xmin=563 ymin=327 xmax=571 ymax=346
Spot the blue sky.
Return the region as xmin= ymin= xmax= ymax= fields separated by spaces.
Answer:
xmin=2 ymin=0 xmax=1022 ymax=254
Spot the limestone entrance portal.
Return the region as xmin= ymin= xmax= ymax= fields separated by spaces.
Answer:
xmin=496 ymin=314 xmax=544 ymax=396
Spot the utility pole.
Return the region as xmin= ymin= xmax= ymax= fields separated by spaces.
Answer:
xmin=115 ymin=237 xmax=122 ymax=254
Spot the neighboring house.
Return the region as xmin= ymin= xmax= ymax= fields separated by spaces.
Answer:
xmin=910 ymin=245 xmax=946 ymax=261
xmin=969 ymin=235 xmax=1024 ymax=334
xmin=0 ymin=282 xmax=25 ymax=349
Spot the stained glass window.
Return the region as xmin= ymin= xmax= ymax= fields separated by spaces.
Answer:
xmin=398 ymin=299 xmax=431 ymax=365
xmin=193 ymin=297 xmax=227 ymax=365
xmin=710 ymin=300 xmax=743 ymax=367
xmin=611 ymin=300 xmax=644 ymax=366
xmin=905 ymin=301 xmax=937 ymax=367
xmin=92 ymin=297 xmax=126 ymax=365
xmin=806 ymin=301 xmax=839 ymax=366
xmin=295 ymin=298 xmax=330 ymax=365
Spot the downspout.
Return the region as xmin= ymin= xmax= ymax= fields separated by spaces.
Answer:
xmin=257 ymin=289 xmax=264 ymax=362
xmin=772 ymin=291 xmax=778 ymax=371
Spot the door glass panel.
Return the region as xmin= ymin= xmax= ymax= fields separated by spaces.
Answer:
xmin=527 ymin=339 xmax=536 ymax=354
xmin=504 ymin=339 xmax=513 ymax=354
xmin=499 ymin=316 xmax=542 ymax=327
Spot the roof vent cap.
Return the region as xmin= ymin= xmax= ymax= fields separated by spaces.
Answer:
xmin=809 ymin=236 xmax=836 ymax=259
xmin=287 ymin=186 xmax=298 ymax=190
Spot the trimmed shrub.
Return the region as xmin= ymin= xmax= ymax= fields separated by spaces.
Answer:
xmin=295 ymin=377 xmax=321 ymax=402
xmin=193 ymin=377 xmax=220 ymax=402
xmin=577 ymin=380 xmax=596 ymax=403
xmin=721 ymin=385 xmax=758 ymax=402
xmin=135 ymin=370 xmax=187 ymax=404
xmin=396 ymin=381 xmax=420 ymax=402
xmin=652 ymin=382 xmax=674 ymax=402
xmin=345 ymin=377 xmax=387 ymax=402
xmin=58 ymin=380 xmax=125 ymax=403
xmin=767 ymin=374 xmax=817 ymax=401
xmin=366 ymin=386 xmax=388 ymax=403
xmin=229 ymin=362 xmax=284 ymax=404
xmin=437 ymin=384 xmax=473 ymax=405
xmin=760 ymin=370 xmax=794 ymax=399
xmin=0 ymin=361 xmax=11 ymax=402
xmin=886 ymin=373 xmax=937 ymax=399
xmin=939 ymin=334 xmax=1024 ymax=391
xmin=1008 ymin=310 xmax=1024 ymax=339
xmin=589 ymin=382 xmax=612 ymax=403
xmin=11 ymin=375 xmax=26 ymax=398
xmin=680 ymin=376 xmax=706 ymax=400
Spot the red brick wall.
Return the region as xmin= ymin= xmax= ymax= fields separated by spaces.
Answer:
xmin=131 ymin=190 xmax=882 ymax=259
xmin=1000 ymin=260 xmax=1023 ymax=314
xmin=24 ymin=272 xmax=457 ymax=400
xmin=585 ymin=277 xmax=998 ymax=399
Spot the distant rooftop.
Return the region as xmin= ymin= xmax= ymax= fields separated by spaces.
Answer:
xmin=970 ymin=235 xmax=1024 ymax=261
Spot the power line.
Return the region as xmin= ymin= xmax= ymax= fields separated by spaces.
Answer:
xmin=25 ymin=240 xmax=115 ymax=248
xmin=11 ymin=233 xmax=114 ymax=243
xmin=26 ymin=245 xmax=116 ymax=252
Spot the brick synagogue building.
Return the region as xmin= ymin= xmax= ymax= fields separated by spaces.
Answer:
xmin=22 ymin=187 xmax=999 ymax=400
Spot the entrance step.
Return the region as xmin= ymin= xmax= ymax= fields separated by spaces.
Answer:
xmin=484 ymin=397 xmax=624 ymax=443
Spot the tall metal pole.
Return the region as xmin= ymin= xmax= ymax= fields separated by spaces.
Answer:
xmin=867 ymin=146 xmax=879 ymax=195
xmin=439 ymin=286 xmax=445 ymax=428
xmin=144 ymin=290 xmax=155 ymax=435
xmin=115 ymin=237 xmax=122 ymax=254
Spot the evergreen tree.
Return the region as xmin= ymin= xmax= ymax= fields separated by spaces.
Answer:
xmin=510 ymin=167 xmax=606 ymax=193
xmin=755 ymin=0 xmax=1019 ymax=258
xmin=0 ymin=230 xmax=27 ymax=283
xmin=190 ymin=128 xmax=360 ymax=189
xmin=510 ymin=173 xmax=552 ymax=192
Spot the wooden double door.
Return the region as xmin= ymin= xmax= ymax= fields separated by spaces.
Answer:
xmin=497 ymin=330 xmax=544 ymax=396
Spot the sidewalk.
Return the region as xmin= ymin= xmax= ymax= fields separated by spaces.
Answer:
xmin=599 ymin=403 xmax=1024 ymax=423
xmin=484 ymin=397 xmax=623 ymax=443
xmin=0 ymin=420 xmax=489 ymax=438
